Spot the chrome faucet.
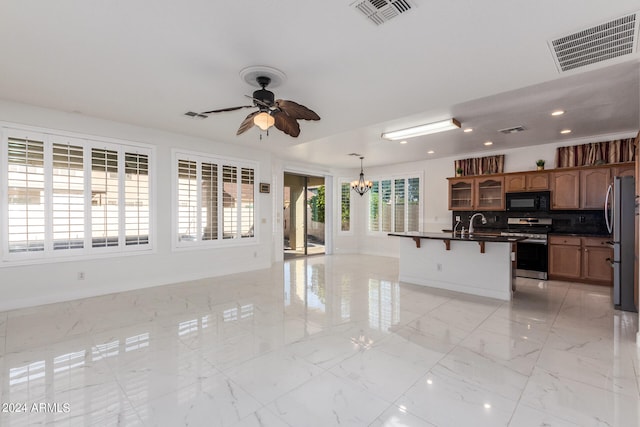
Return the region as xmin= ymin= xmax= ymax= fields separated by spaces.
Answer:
xmin=468 ymin=213 xmax=487 ymax=234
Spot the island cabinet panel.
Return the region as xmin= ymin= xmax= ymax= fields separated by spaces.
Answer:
xmin=549 ymin=235 xmax=613 ymax=285
xmin=548 ymin=236 xmax=581 ymax=280
xmin=551 ymin=170 xmax=580 ymax=209
xmin=580 ymin=168 xmax=610 ymax=209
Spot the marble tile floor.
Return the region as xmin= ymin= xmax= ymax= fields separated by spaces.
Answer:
xmin=0 ymin=254 xmax=639 ymax=426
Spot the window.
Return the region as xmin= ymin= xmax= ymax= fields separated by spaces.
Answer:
xmin=175 ymin=151 xmax=256 ymax=247
xmin=340 ymin=182 xmax=351 ymax=232
xmin=2 ymin=128 xmax=153 ymax=262
xmin=368 ymin=175 xmax=420 ymax=233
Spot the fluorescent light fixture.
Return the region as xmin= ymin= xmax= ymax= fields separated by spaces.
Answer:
xmin=382 ymin=118 xmax=461 ymax=141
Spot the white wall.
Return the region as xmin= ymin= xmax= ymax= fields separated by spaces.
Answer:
xmin=0 ymin=100 xmax=274 ymax=311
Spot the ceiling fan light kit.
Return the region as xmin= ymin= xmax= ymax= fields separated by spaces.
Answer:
xmin=254 ymin=111 xmax=275 ymax=131
xmin=199 ymin=66 xmax=320 ymax=138
xmin=382 ymin=118 xmax=461 ymax=140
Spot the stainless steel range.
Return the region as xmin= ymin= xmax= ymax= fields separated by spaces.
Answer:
xmin=500 ymin=217 xmax=552 ymax=280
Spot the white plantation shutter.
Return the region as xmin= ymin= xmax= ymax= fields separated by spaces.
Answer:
xmin=201 ymin=162 xmax=218 ymax=241
xmin=174 ymin=152 xmax=256 ymax=247
xmin=91 ymin=148 xmax=119 ymax=247
xmin=368 ymin=175 xmax=421 ymax=233
xmin=394 ymin=178 xmax=405 ymax=232
xmin=7 ymin=137 xmax=45 ymax=253
xmin=124 ymin=152 xmax=149 ymax=246
xmin=222 ymin=165 xmax=238 ymax=239
xmin=52 ymin=142 xmax=85 ymax=250
xmin=3 ymin=128 xmax=153 ymax=262
xmin=240 ymin=168 xmax=254 ymax=238
xmin=177 ymin=160 xmax=197 ymax=242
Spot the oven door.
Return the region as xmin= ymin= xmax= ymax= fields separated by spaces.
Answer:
xmin=516 ymin=240 xmax=548 ymax=280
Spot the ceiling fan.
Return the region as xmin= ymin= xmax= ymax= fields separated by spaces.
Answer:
xmin=201 ymin=75 xmax=320 ymax=137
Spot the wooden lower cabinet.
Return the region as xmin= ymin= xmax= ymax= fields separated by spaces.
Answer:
xmin=548 ymin=236 xmax=581 ymax=280
xmin=549 ymin=235 xmax=613 ymax=285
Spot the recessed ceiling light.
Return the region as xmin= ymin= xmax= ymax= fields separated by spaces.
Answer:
xmin=551 ymin=110 xmax=565 ymax=116
xmin=400 ymin=140 xmax=408 ymax=144
xmin=560 ymin=129 xmax=572 ymax=134
xmin=484 ymin=141 xmax=493 ymax=146
xmin=427 ymin=150 xmax=435 ymax=154
xmin=464 ymin=128 xmax=473 ymax=133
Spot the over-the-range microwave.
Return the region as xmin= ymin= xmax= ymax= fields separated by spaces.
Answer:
xmin=505 ymin=191 xmax=551 ymax=212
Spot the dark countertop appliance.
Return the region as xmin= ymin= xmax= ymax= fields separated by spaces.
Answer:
xmin=506 ymin=191 xmax=550 ymax=212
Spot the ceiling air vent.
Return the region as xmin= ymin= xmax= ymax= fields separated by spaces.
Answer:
xmin=549 ymin=12 xmax=639 ymax=73
xmin=351 ymin=0 xmax=415 ymax=26
xmin=498 ymin=126 xmax=527 ymax=134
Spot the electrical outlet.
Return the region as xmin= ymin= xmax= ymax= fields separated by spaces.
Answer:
xmin=455 ymin=216 xmax=461 ymax=221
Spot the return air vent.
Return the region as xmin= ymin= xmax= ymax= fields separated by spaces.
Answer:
xmin=351 ymin=0 xmax=415 ymax=26
xmin=498 ymin=126 xmax=527 ymax=134
xmin=549 ymin=12 xmax=639 ymax=73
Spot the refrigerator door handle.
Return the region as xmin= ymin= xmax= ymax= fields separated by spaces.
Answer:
xmin=605 ymin=184 xmax=613 ymax=234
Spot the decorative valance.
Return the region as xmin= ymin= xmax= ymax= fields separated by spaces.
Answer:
xmin=555 ymin=137 xmax=636 ymax=168
xmin=454 ymin=155 xmax=504 ymax=176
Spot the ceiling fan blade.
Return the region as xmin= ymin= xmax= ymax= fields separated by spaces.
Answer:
xmin=244 ymin=94 xmax=273 ymax=109
xmin=273 ymin=111 xmax=300 ymax=137
xmin=236 ymin=111 xmax=259 ymax=135
xmin=275 ymin=100 xmax=320 ymax=121
xmin=202 ymin=105 xmax=254 ymax=114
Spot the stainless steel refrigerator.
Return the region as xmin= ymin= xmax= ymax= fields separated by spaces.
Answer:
xmin=605 ymin=176 xmax=637 ymax=312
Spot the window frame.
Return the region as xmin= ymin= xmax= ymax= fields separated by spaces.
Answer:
xmin=366 ymin=172 xmax=422 ymax=235
xmin=337 ymin=179 xmax=353 ymax=234
xmin=172 ymin=149 xmax=259 ymax=251
xmin=1 ymin=125 xmax=155 ymax=265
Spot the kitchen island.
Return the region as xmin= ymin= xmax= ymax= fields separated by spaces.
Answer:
xmin=388 ymin=232 xmax=525 ymax=301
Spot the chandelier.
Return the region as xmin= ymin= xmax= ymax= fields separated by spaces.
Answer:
xmin=351 ymin=156 xmax=373 ymax=196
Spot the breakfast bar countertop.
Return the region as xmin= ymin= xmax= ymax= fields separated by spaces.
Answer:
xmin=388 ymin=231 xmax=527 ymax=243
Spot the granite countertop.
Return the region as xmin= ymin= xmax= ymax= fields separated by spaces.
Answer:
xmin=388 ymin=231 xmax=526 ymax=243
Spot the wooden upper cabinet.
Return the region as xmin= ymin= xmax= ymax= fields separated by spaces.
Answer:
xmin=505 ymin=174 xmax=526 ymax=192
xmin=449 ymin=178 xmax=473 ymax=210
xmin=505 ymin=172 xmax=549 ymax=192
xmin=580 ymin=168 xmax=610 ymax=209
xmin=551 ymin=170 xmax=580 ymax=209
xmin=527 ymin=173 xmax=549 ymax=190
xmin=613 ymin=163 xmax=634 ymax=178
xmin=475 ymin=177 xmax=504 ymax=210
xmin=448 ymin=176 xmax=503 ymax=210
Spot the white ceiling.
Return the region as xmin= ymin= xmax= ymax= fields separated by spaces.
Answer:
xmin=0 ymin=1 xmax=638 ymax=168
